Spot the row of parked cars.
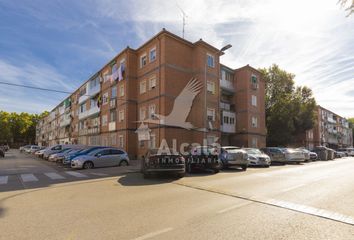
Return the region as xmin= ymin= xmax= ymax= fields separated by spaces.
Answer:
xmin=20 ymin=144 xmax=130 ymax=169
xmin=140 ymin=145 xmax=354 ymax=178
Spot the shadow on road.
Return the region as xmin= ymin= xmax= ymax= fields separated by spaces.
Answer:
xmin=117 ymin=173 xmax=179 ymax=186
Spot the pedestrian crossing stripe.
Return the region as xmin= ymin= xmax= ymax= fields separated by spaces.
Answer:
xmin=65 ymin=171 xmax=88 ymax=178
xmin=44 ymin=172 xmax=65 ymax=180
xmin=20 ymin=174 xmax=38 ymax=182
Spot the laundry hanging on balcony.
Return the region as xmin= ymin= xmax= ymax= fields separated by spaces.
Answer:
xmin=96 ymin=95 xmax=102 ymax=107
xmin=118 ymin=62 xmax=125 ymax=81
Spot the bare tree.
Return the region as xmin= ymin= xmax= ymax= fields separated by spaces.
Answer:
xmin=338 ymin=0 xmax=354 ymax=16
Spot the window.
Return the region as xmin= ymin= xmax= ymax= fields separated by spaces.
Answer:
xmin=119 ymin=110 xmax=125 ymax=122
xmin=102 ymin=115 xmax=108 ymax=126
xmin=140 ymin=80 xmax=146 ymax=94
xmin=207 ymin=53 xmax=215 ymax=68
xmin=119 ymin=84 xmax=125 ymax=97
xmin=103 ymin=70 xmax=111 ymax=83
xmin=140 ymin=107 xmax=146 ymax=121
xmin=149 ymin=48 xmax=156 ymax=62
xmin=111 ymin=149 xmax=124 ymax=155
xmin=103 ymin=92 xmax=109 ymax=105
xmin=110 ymin=111 xmax=116 ymax=122
xmin=118 ymin=135 xmax=124 ymax=148
xmin=111 ymin=86 xmax=117 ymax=98
xmin=251 ymin=74 xmax=258 ymax=84
xmin=80 ymin=104 xmax=86 ymax=113
xmin=149 ymin=104 xmax=156 ymax=117
xmin=140 ymin=54 xmax=147 ymax=68
xmin=89 ymin=76 xmax=100 ymax=89
xmin=79 ymin=121 xmax=84 ymax=130
xmin=251 ymin=116 xmax=258 ymax=128
xmin=252 ymin=95 xmax=257 ymax=106
xmin=207 ymin=81 xmax=215 ymax=94
xmin=149 ymin=76 xmax=156 ymax=89
xmin=207 ymin=108 xmax=215 ymax=121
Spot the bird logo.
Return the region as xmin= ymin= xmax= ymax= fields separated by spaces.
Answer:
xmin=137 ymin=77 xmax=205 ymax=131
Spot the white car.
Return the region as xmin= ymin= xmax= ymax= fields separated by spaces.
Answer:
xmin=281 ymin=148 xmax=306 ymax=163
xmin=244 ymin=148 xmax=271 ymax=167
xmin=71 ymin=148 xmax=129 ymax=169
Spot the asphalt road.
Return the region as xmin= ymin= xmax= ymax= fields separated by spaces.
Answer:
xmin=1 ymin=150 xmax=354 ymax=240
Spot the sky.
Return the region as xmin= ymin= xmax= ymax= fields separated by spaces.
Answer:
xmin=0 ymin=0 xmax=353 ymax=117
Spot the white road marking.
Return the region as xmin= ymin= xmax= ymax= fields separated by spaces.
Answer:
xmin=65 ymin=171 xmax=88 ymax=178
xmin=20 ymin=174 xmax=38 ymax=182
xmin=89 ymin=173 xmax=108 ymax=176
xmin=217 ymin=202 xmax=250 ymax=214
xmin=263 ymin=198 xmax=354 ymax=225
xmin=281 ymin=184 xmax=305 ymax=192
xmin=0 ymin=176 xmax=9 ymax=185
xmin=132 ymin=228 xmax=174 ymax=240
xmin=44 ymin=172 xmax=65 ymax=180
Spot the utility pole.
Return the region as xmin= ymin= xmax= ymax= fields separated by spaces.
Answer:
xmin=177 ymin=4 xmax=187 ymax=38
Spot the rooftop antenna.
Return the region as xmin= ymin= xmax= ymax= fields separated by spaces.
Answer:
xmin=176 ymin=4 xmax=187 ymax=38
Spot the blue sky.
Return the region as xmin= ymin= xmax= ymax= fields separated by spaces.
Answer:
xmin=0 ymin=0 xmax=353 ymax=117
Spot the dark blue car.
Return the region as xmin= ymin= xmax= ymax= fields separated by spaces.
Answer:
xmin=62 ymin=146 xmax=108 ymax=165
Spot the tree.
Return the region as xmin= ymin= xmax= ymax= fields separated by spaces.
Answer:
xmin=348 ymin=118 xmax=354 ymax=139
xmin=338 ymin=0 xmax=353 ymax=16
xmin=259 ymin=64 xmax=317 ymax=146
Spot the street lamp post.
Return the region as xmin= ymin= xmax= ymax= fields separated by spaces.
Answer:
xmin=204 ymin=44 xmax=232 ymax=144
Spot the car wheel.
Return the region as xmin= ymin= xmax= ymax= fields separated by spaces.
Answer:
xmin=241 ymin=165 xmax=248 ymax=171
xmin=83 ymin=161 xmax=94 ymax=169
xmin=176 ymin=173 xmax=185 ymax=178
xmin=214 ymin=169 xmax=220 ymax=174
xmin=119 ymin=160 xmax=129 ymax=166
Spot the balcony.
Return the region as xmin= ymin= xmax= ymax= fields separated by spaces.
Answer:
xmin=60 ymin=116 xmax=71 ymax=128
xmin=78 ymin=83 xmax=100 ymax=104
xmin=221 ymin=111 xmax=236 ymax=133
xmin=78 ymin=106 xmax=100 ymax=120
xmin=220 ymin=79 xmax=235 ymax=93
xmin=110 ymin=98 xmax=116 ymax=109
xmin=79 ymin=126 xmax=100 ymax=136
xmin=109 ymin=122 xmax=116 ymax=131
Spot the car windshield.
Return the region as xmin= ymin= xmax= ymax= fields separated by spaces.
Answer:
xmin=245 ymin=148 xmax=262 ymax=154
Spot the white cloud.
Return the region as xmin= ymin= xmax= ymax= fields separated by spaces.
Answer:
xmin=92 ymin=0 xmax=354 ymax=116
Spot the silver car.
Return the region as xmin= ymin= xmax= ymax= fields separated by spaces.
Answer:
xmin=71 ymin=148 xmax=130 ymax=169
xmin=219 ymin=146 xmax=249 ymax=170
xmin=244 ymin=148 xmax=271 ymax=167
xmin=281 ymin=148 xmax=306 ymax=163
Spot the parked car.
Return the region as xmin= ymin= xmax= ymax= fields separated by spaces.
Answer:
xmin=219 ymin=146 xmax=248 ymax=170
xmin=244 ymin=148 xmax=271 ymax=167
xmin=141 ymin=148 xmax=185 ymax=178
xmin=296 ymin=148 xmax=311 ymax=162
xmin=52 ymin=149 xmax=83 ymax=163
xmin=185 ymin=146 xmax=221 ymax=173
xmin=48 ymin=148 xmax=75 ymax=162
xmin=335 ymin=151 xmax=346 ymax=158
xmin=337 ymin=148 xmax=354 ymax=157
xmin=30 ymin=146 xmax=45 ymax=154
xmin=25 ymin=145 xmax=40 ymax=154
xmin=71 ymin=147 xmax=129 ymax=169
xmin=62 ymin=146 xmax=107 ymax=165
xmin=43 ymin=144 xmax=83 ymax=160
xmin=309 ymin=151 xmax=318 ymax=160
xmin=260 ymin=147 xmax=286 ymax=164
xmin=35 ymin=147 xmax=49 ymax=158
xmin=20 ymin=145 xmax=31 ymax=152
xmin=281 ymin=148 xmax=306 ymax=164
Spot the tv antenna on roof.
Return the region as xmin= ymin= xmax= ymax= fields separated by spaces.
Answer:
xmin=176 ymin=4 xmax=187 ymax=38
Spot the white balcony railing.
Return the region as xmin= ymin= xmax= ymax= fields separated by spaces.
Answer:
xmin=220 ymin=79 xmax=234 ymax=92
xmin=78 ymin=83 xmax=100 ymax=104
xmin=109 ymin=122 xmax=116 ymax=131
xmin=79 ymin=126 xmax=100 ymax=136
xmin=78 ymin=106 xmax=100 ymax=120
xmin=60 ymin=117 xmax=71 ymax=127
xmin=221 ymin=111 xmax=236 ymax=133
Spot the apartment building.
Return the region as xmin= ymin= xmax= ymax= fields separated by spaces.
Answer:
xmin=36 ymin=29 xmax=266 ymax=159
xmin=301 ymin=105 xmax=353 ymax=149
